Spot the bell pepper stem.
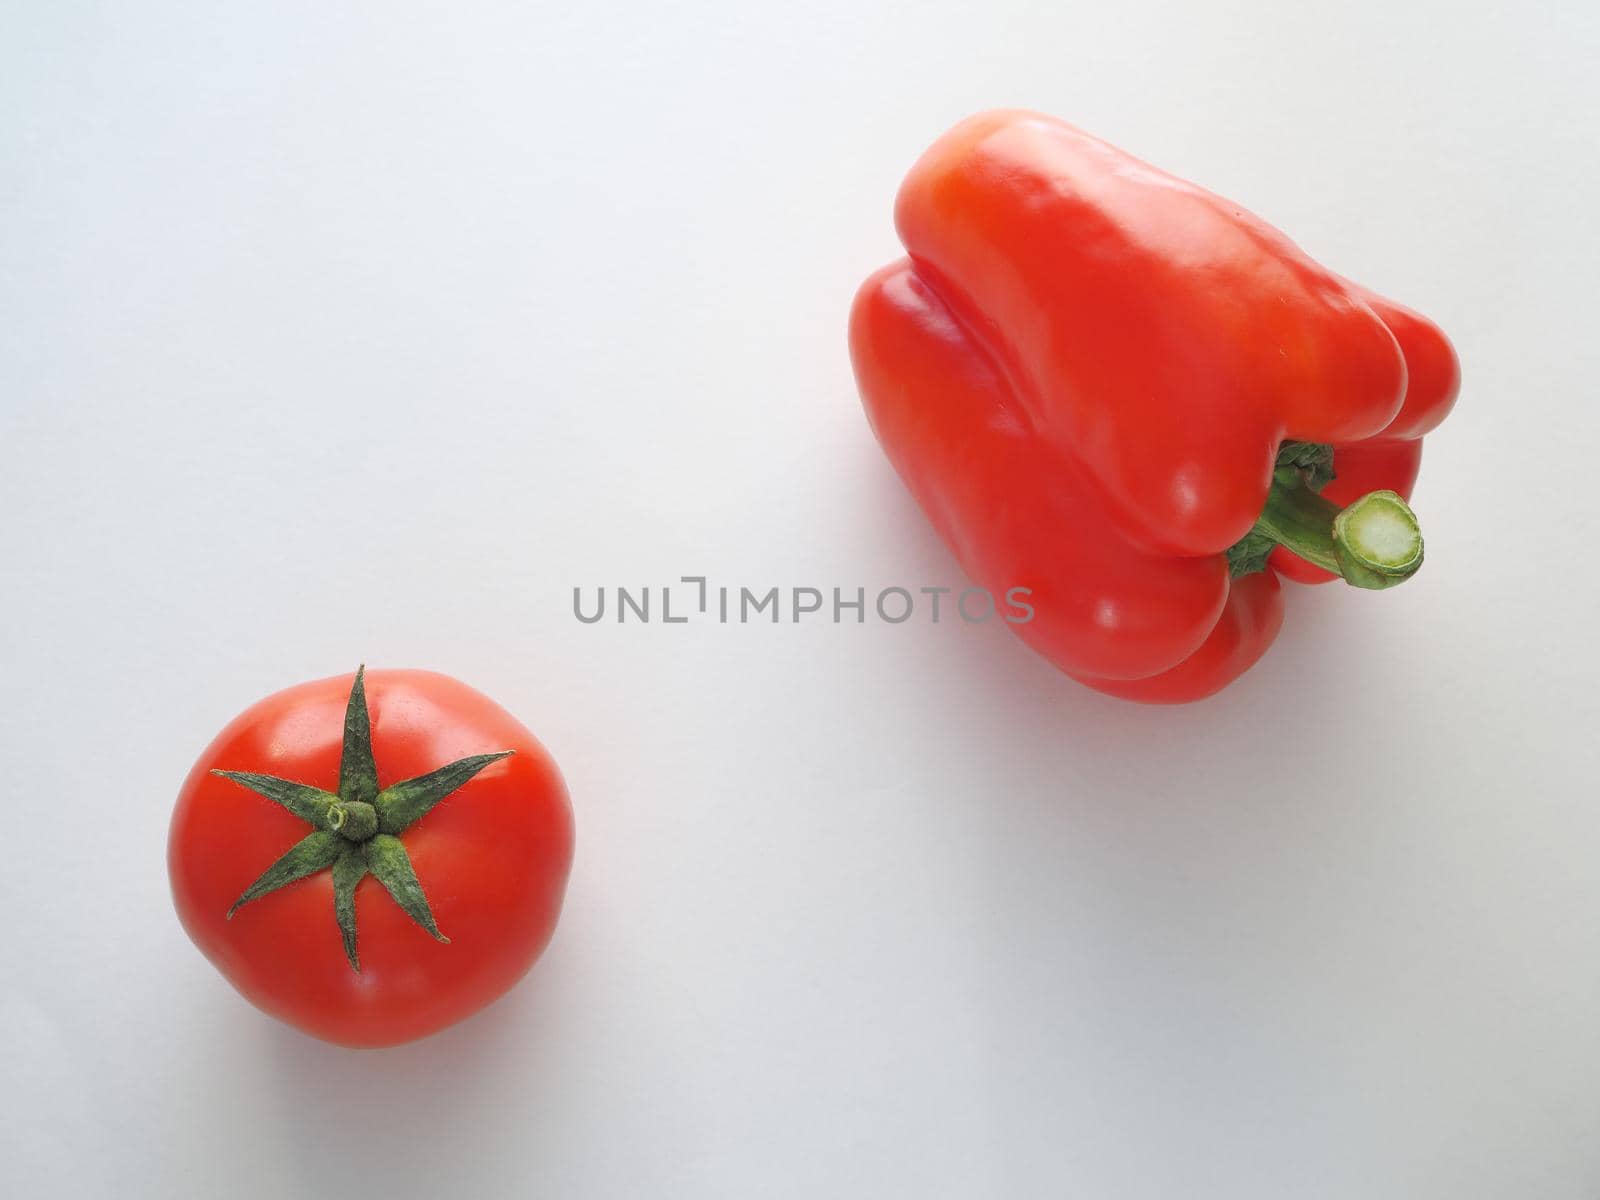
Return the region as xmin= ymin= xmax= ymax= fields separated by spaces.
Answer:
xmin=1253 ymin=465 xmax=1424 ymax=589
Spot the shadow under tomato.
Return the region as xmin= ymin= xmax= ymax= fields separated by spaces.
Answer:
xmin=183 ymin=943 xmax=587 ymax=1196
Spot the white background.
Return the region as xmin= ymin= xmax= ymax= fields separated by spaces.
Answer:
xmin=4 ymin=2 xmax=1598 ymax=1197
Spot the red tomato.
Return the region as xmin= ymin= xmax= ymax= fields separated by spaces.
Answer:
xmin=169 ymin=668 xmax=574 ymax=1048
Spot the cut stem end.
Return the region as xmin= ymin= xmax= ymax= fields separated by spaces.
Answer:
xmin=1333 ymin=490 xmax=1423 ymax=589
xmin=1229 ymin=444 xmax=1426 ymax=590
xmin=327 ymin=800 xmax=379 ymax=842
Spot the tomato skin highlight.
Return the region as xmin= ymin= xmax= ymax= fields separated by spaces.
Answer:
xmin=169 ymin=669 xmax=573 ymax=1048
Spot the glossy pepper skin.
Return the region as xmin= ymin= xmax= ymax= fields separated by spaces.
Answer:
xmin=849 ymin=110 xmax=1459 ymax=702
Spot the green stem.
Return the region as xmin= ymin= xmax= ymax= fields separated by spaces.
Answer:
xmin=1251 ymin=464 xmax=1424 ymax=589
xmin=216 ymin=666 xmax=517 ymax=972
xmin=327 ymin=800 xmax=379 ymax=842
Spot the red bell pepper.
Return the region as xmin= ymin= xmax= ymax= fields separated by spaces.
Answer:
xmin=850 ymin=110 xmax=1459 ymax=703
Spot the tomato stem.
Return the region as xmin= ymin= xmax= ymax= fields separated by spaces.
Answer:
xmin=214 ymin=666 xmax=513 ymax=971
xmin=327 ymin=800 xmax=379 ymax=842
